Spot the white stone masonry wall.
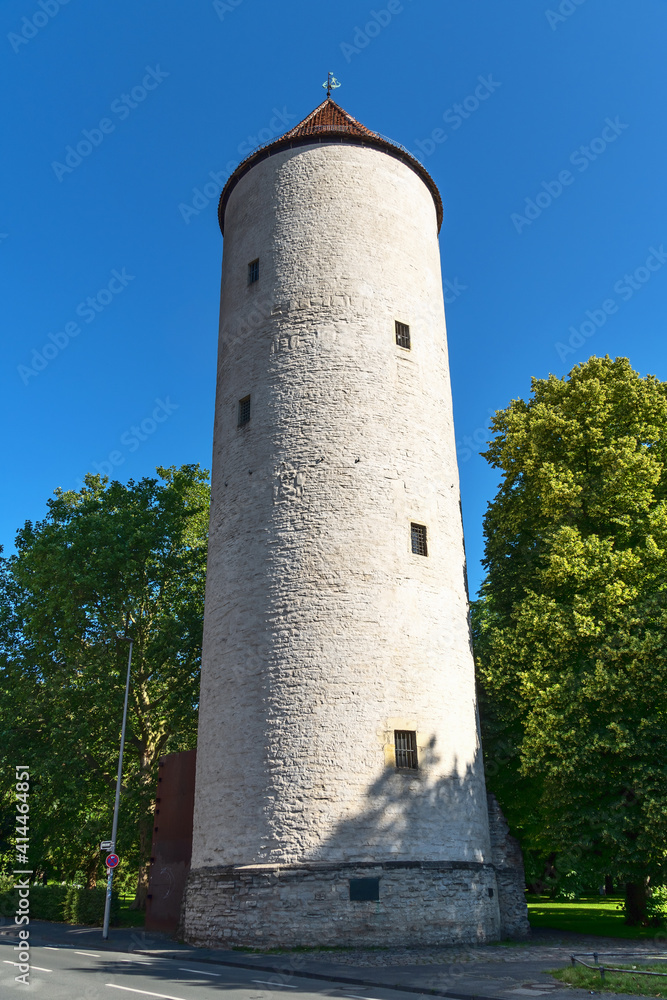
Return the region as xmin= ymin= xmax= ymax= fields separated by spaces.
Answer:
xmin=191 ymin=142 xmax=492 ymax=879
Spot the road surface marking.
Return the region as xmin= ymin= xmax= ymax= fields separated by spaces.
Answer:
xmin=106 ymin=986 xmax=189 ymax=1000
xmin=76 ymin=951 xmax=101 ymax=957
xmin=178 ymin=967 xmax=221 ymax=976
xmin=252 ymin=980 xmax=298 ymax=989
xmin=338 ymin=995 xmax=382 ymax=1000
xmin=4 ymin=960 xmax=52 ymax=972
xmin=507 ymin=992 xmax=554 ymax=997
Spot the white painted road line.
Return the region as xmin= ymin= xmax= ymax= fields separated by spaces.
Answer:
xmin=178 ymin=966 xmax=222 ymax=976
xmin=252 ymin=980 xmax=298 ymax=989
xmin=106 ymin=985 xmax=190 ymax=1000
xmin=76 ymin=950 xmax=101 ymax=957
xmin=339 ymin=995 xmax=382 ymax=1000
xmin=3 ymin=960 xmax=52 ymax=972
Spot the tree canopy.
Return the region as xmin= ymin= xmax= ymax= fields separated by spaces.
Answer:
xmin=473 ymin=357 xmax=667 ymax=919
xmin=0 ymin=464 xmax=209 ymax=902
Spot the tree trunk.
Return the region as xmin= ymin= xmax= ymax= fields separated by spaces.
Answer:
xmin=130 ymin=866 xmax=149 ymax=910
xmin=604 ymin=875 xmax=614 ymax=895
xmin=85 ymin=852 xmax=99 ymax=889
xmin=625 ymin=880 xmax=648 ymax=925
xmin=544 ymin=852 xmax=557 ymax=896
xmin=130 ymin=753 xmax=155 ymax=911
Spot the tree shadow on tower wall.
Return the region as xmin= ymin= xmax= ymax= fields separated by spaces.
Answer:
xmin=304 ymin=735 xmax=492 ymax=865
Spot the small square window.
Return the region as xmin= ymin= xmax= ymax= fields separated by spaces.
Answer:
xmin=248 ymin=258 xmax=259 ymax=284
xmin=349 ymin=877 xmax=379 ymax=901
xmin=395 ymin=321 xmax=411 ymax=350
xmin=238 ymin=395 xmax=251 ymax=426
xmin=410 ymin=523 xmax=427 ymax=557
xmin=394 ymin=730 xmax=418 ymax=770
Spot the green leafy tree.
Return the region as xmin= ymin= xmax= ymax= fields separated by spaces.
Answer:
xmin=0 ymin=465 xmax=209 ymax=905
xmin=474 ymin=357 xmax=667 ymax=922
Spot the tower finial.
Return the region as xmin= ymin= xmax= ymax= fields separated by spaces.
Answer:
xmin=322 ymin=71 xmax=341 ymax=98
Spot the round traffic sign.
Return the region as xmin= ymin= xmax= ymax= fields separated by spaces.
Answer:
xmin=106 ymin=853 xmax=120 ymax=869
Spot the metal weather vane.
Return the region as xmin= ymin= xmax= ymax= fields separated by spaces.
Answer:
xmin=322 ymin=72 xmax=341 ymax=98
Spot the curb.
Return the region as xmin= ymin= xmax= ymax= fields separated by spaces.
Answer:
xmin=136 ymin=950 xmax=511 ymax=1000
xmin=1 ymin=923 xmax=572 ymax=1000
xmin=1 ymin=924 xmax=511 ymax=1000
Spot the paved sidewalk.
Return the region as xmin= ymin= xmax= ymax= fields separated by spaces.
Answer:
xmin=1 ymin=920 xmax=665 ymax=1000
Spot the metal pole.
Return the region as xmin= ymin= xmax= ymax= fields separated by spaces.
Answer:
xmin=102 ymin=638 xmax=133 ymax=940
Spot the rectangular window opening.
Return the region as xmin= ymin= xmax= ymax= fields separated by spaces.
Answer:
xmin=394 ymin=730 xmax=418 ymax=770
xmin=349 ymin=877 xmax=380 ymax=901
xmin=410 ymin=522 xmax=428 ymax=557
xmin=238 ymin=395 xmax=251 ymax=426
xmin=248 ymin=258 xmax=259 ymax=284
xmin=395 ymin=320 xmax=411 ymax=350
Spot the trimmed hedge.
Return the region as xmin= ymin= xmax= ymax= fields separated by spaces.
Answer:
xmin=0 ymin=890 xmax=17 ymax=921
xmin=30 ymin=885 xmax=69 ymax=921
xmin=0 ymin=884 xmax=118 ymax=925
xmin=65 ymin=885 xmax=119 ymax=925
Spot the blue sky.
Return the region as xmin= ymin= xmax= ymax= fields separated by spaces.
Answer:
xmin=2 ymin=0 xmax=666 ymax=596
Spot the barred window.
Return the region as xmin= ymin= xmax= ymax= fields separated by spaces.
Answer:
xmin=411 ymin=522 xmax=428 ymax=557
xmin=395 ymin=320 xmax=411 ymax=350
xmin=238 ymin=395 xmax=251 ymax=426
xmin=248 ymin=258 xmax=259 ymax=284
xmin=394 ymin=730 xmax=418 ymax=769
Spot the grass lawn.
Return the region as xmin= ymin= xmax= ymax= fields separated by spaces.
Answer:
xmin=527 ymin=895 xmax=666 ymax=939
xmin=550 ymin=963 xmax=667 ymax=997
xmin=116 ymin=894 xmax=145 ymax=928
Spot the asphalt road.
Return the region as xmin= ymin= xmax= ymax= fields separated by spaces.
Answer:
xmin=0 ymin=939 xmax=425 ymax=1000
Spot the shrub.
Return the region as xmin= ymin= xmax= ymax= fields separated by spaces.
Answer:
xmin=64 ymin=885 xmax=119 ymax=926
xmin=0 ymin=883 xmax=118 ymax=925
xmin=0 ymin=873 xmax=16 ymax=892
xmin=647 ymin=885 xmax=667 ymax=925
xmin=0 ymin=890 xmax=16 ymax=920
xmin=0 ymin=884 xmax=68 ymax=922
xmin=552 ymin=870 xmax=583 ymax=901
xmin=28 ymin=885 xmax=69 ymax=921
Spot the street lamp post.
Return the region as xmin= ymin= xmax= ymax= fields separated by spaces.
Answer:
xmin=102 ymin=637 xmax=133 ymax=940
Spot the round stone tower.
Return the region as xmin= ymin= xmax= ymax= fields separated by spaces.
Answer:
xmin=183 ymin=98 xmax=522 ymax=948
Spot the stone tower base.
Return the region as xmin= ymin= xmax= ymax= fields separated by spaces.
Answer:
xmin=183 ymin=861 xmax=502 ymax=948
xmin=487 ymin=794 xmax=530 ymax=939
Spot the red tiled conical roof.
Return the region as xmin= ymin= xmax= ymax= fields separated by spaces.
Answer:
xmin=218 ymin=98 xmax=443 ymax=234
xmin=281 ymin=98 xmax=379 ymax=140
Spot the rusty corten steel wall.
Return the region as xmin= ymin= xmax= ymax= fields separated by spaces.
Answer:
xmin=145 ymin=748 xmax=196 ymax=934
